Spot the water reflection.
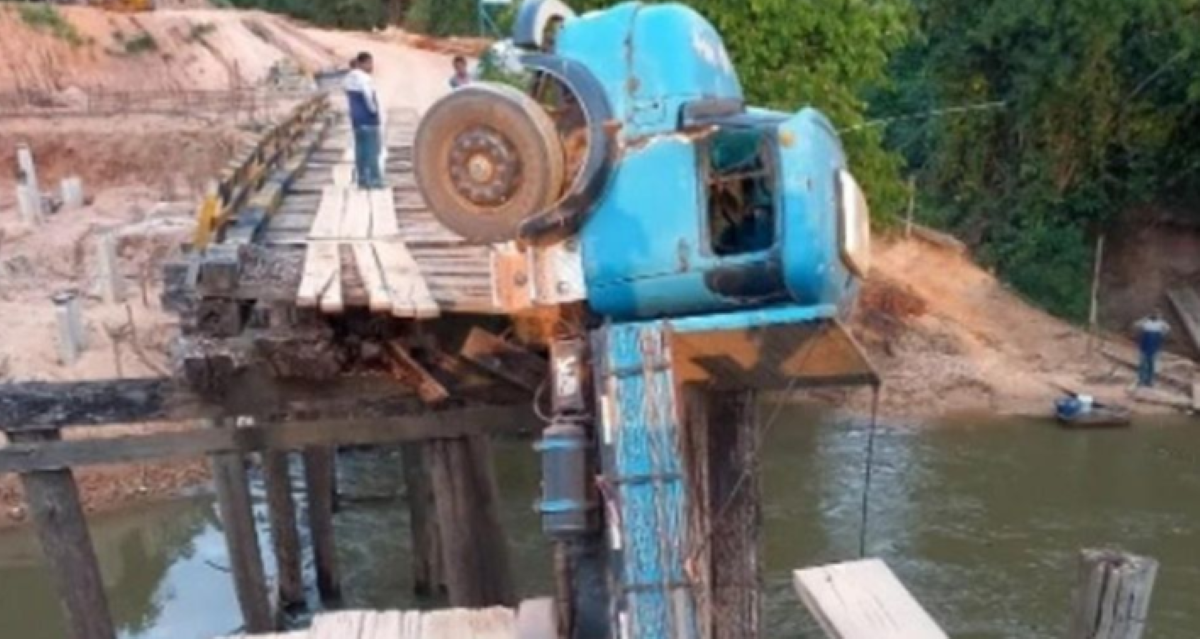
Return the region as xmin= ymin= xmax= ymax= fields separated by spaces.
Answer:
xmin=1 ymin=410 xmax=1199 ymax=638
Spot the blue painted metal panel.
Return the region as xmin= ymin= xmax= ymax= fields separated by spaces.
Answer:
xmin=777 ymin=108 xmax=855 ymax=307
xmin=666 ymin=303 xmax=839 ymax=334
xmin=557 ymin=2 xmax=743 ymax=140
xmin=596 ymin=322 xmax=698 ymax=639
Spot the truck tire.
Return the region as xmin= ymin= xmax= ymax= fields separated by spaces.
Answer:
xmin=415 ymin=83 xmax=566 ymax=244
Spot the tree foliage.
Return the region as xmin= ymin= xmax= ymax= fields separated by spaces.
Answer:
xmin=887 ymin=0 xmax=1200 ymax=319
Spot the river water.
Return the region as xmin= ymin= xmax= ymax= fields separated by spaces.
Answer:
xmin=2 ymin=407 xmax=1198 ymax=638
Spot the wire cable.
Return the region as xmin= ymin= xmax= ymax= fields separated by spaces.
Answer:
xmin=858 ymin=384 xmax=882 ymax=558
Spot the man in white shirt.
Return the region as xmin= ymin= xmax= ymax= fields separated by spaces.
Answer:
xmin=343 ymin=52 xmax=385 ymax=189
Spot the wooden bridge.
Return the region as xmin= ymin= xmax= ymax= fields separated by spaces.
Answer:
xmin=0 ymin=94 xmax=555 ymax=639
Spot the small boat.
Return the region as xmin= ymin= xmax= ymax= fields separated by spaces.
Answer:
xmin=1055 ymin=396 xmax=1132 ymax=428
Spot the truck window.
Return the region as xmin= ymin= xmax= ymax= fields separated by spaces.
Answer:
xmin=704 ymin=128 xmax=776 ymax=256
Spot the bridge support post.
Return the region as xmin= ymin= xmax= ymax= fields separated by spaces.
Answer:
xmin=14 ymin=429 xmax=116 ymax=639
xmin=209 ymin=420 xmax=273 ymax=633
xmin=402 ymin=443 xmax=445 ymax=597
xmin=428 ymin=435 xmax=516 ymax=607
xmin=262 ymin=450 xmax=304 ymax=610
xmin=303 ymin=445 xmax=342 ymax=604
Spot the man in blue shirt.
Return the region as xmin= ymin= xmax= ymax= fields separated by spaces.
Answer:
xmin=1134 ymin=310 xmax=1171 ymax=387
xmin=343 ymin=52 xmax=384 ymax=189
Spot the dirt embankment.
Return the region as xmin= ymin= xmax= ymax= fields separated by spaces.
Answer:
xmin=830 ymin=237 xmax=1197 ymax=420
xmin=0 ymin=6 xmax=338 ymax=95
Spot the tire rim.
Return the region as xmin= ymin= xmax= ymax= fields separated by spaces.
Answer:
xmin=447 ymin=125 xmax=523 ymax=209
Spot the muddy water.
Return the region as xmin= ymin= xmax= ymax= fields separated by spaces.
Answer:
xmin=2 ymin=409 xmax=1199 ymax=638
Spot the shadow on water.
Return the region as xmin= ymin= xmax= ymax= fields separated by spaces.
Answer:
xmin=1 ymin=409 xmax=1199 ymax=638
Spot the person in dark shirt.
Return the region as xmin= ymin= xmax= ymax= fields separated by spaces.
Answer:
xmin=450 ymin=56 xmax=471 ymax=89
xmin=343 ymin=52 xmax=384 ymax=189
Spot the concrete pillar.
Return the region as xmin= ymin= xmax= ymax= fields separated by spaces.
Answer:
xmin=16 ymin=143 xmax=39 ymax=192
xmin=53 ymin=291 xmax=86 ymax=366
xmin=61 ymin=177 xmax=85 ymax=210
xmin=97 ymin=233 xmax=125 ymax=304
xmin=15 ymin=144 xmax=43 ymax=225
xmin=15 ymin=185 xmax=43 ymax=225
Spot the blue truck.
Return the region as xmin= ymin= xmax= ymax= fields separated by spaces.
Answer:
xmin=414 ymin=2 xmax=879 ymax=636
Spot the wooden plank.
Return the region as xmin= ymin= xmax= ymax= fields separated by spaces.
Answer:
xmin=13 ymin=430 xmax=117 ymax=639
xmin=460 ymin=328 xmax=546 ymax=392
xmin=1069 ymin=549 xmax=1158 ymax=639
xmin=332 ymin=163 xmax=354 ymax=188
xmin=308 ymin=186 xmax=346 ymax=240
xmin=385 ymin=341 xmax=451 ymax=404
xmin=1193 ymin=374 xmax=1199 ymax=413
xmin=0 ymin=375 xmax=527 ymax=431
xmin=263 ymin=451 xmax=304 ymax=609
xmin=304 ymin=446 xmax=342 ymax=604
xmin=1167 ymin=287 xmax=1200 ymax=356
xmin=793 ymin=559 xmax=947 ymax=639
xmin=352 ymin=242 xmax=392 ymax=313
xmin=339 ymin=188 xmax=373 ymax=239
xmin=210 ymin=422 xmax=274 ymax=634
xmin=370 ymin=188 xmax=400 ymax=238
xmin=0 ymin=405 xmax=534 ymax=475
xmin=297 ymin=241 xmax=340 ymax=310
xmin=320 ymin=245 xmax=344 ymax=314
xmin=375 ymin=240 xmax=440 ymax=318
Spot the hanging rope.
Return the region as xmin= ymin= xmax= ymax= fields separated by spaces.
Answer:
xmin=858 ymin=384 xmax=882 ymax=559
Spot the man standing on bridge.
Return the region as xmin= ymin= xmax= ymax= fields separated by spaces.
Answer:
xmin=1134 ymin=310 xmax=1171 ymax=387
xmin=343 ymin=51 xmax=385 ymax=189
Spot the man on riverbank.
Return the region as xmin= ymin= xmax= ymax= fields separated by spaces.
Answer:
xmin=343 ymin=51 xmax=384 ymax=189
xmin=1134 ymin=311 xmax=1171 ymax=387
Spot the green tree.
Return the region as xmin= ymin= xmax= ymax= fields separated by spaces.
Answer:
xmin=888 ymin=0 xmax=1200 ymax=319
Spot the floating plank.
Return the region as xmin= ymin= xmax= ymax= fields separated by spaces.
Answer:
xmin=220 ymin=608 xmax=516 ymax=639
xmin=309 ymin=186 xmax=347 ymax=240
xmin=297 ymin=241 xmax=340 ymax=310
xmin=794 ymin=559 xmax=948 ymax=639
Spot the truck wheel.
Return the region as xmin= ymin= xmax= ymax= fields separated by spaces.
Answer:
xmin=415 ymin=83 xmax=566 ymax=243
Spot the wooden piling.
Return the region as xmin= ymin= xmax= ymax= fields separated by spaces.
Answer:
xmin=209 ymin=421 xmax=272 ymax=633
xmin=401 ymin=444 xmax=444 ymax=597
xmin=262 ymin=450 xmax=304 ymax=609
xmin=428 ymin=436 xmax=516 ymax=607
xmin=13 ymin=430 xmax=116 ymax=639
xmin=303 ymin=446 xmax=342 ymax=604
xmin=1069 ymin=549 xmax=1158 ymax=639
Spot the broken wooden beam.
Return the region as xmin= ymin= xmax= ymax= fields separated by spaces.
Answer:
xmin=0 ymin=405 xmax=536 ymax=475
xmin=384 ymin=341 xmax=450 ymax=404
xmin=460 ymin=328 xmax=547 ymax=392
xmin=0 ymin=374 xmax=526 ymax=431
